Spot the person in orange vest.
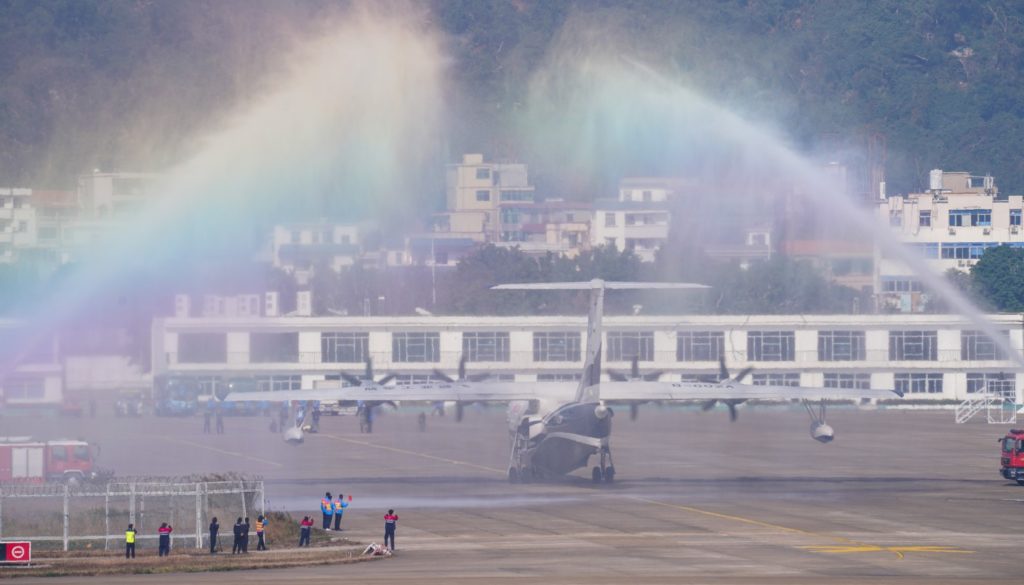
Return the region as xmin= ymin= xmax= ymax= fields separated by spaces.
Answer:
xmin=320 ymin=491 xmax=334 ymax=529
xmin=158 ymin=522 xmax=173 ymax=556
xmin=255 ymin=514 xmax=268 ymax=550
xmin=333 ymin=494 xmax=349 ymax=531
xmin=384 ymin=509 xmax=398 ymax=551
xmin=125 ymin=523 xmax=137 ymax=559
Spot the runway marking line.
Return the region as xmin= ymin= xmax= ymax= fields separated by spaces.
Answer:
xmin=319 ymin=433 xmax=506 ymax=475
xmin=629 ymin=496 xmax=973 ymax=560
xmin=159 ymin=436 xmax=284 ymax=468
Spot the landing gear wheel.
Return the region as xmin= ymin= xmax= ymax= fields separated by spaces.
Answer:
xmin=603 ymin=465 xmax=615 ymax=483
xmin=592 ymin=466 xmax=603 ymax=483
xmin=508 ymin=467 xmax=520 ymax=484
xmin=1016 ymin=478 xmax=1024 ymax=486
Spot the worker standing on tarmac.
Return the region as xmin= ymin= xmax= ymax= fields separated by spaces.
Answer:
xmin=320 ymin=491 xmax=334 ymax=529
xmin=125 ymin=523 xmax=137 ymax=559
xmin=157 ymin=522 xmax=173 ymax=557
xmin=384 ymin=509 xmax=398 ymax=551
xmin=298 ymin=516 xmax=313 ymax=547
xmin=333 ymin=493 xmax=349 ymax=531
xmin=209 ymin=517 xmax=219 ymax=554
xmin=241 ymin=517 xmax=251 ymax=553
xmin=255 ymin=514 xmax=268 ymax=550
xmin=215 ymin=402 xmax=225 ymax=434
xmin=232 ymin=517 xmax=244 ymax=554
xmin=203 ymin=402 xmax=212 ymax=434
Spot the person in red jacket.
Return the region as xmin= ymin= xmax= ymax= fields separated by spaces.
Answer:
xmin=384 ymin=510 xmax=398 ymax=551
xmin=298 ymin=516 xmax=313 ymax=547
xmin=158 ymin=522 xmax=173 ymax=556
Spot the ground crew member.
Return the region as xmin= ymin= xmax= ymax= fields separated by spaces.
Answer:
xmin=278 ymin=402 xmax=289 ymax=430
xmin=232 ymin=517 xmax=244 ymax=554
xmin=418 ymin=411 xmax=427 ymax=432
xmin=384 ymin=509 xmax=398 ymax=551
xmin=321 ymin=491 xmax=334 ymax=529
xmin=241 ymin=516 xmax=251 ymax=553
xmin=333 ymin=494 xmax=349 ymax=530
xmin=125 ymin=523 xmax=137 ymax=559
xmin=255 ymin=514 xmax=268 ymax=550
xmin=215 ymin=403 xmax=225 ymax=434
xmin=203 ymin=404 xmax=212 ymax=434
xmin=157 ymin=522 xmax=173 ymax=556
xmin=209 ymin=517 xmax=219 ymax=554
xmin=298 ymin=516 xmax=313 ymax=547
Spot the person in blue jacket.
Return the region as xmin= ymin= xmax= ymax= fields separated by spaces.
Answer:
xmin=320 ymin=491 xmax=334 ymax=529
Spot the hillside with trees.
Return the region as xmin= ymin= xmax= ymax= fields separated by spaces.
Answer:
xmin=1 ymin=1 xmax=1023 ymax=196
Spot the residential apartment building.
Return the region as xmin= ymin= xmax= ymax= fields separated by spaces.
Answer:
xmin=0 ymin=187 xmax=38 ymax=263
xmin=444 ymin=153 xmax=535 ymax=242
xmin=590 ymin=178 xmax=679 ymax=262
xmin=77 ymin=171 xmax=158 ymax=218
xmin=878 ymin=169 xmax=1021 ymax=311
xmin=271 ymin=223 xmax=363 ymax=275
xmin=151 ymin=312 xmax=1024 ymax=402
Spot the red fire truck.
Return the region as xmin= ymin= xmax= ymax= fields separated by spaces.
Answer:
xmin=0 ymin=437 xmax=100 ymax=483
xmin=999 ymin=429 xmax=1024 ymax=485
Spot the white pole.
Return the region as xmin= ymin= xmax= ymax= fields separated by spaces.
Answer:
xmin=195 ymin=483 xmax=202 ymax=549
xmin=62 ymin=483 xmax=69 ymax=552
xmin=104 ymin=485 xmax=110 ymax=551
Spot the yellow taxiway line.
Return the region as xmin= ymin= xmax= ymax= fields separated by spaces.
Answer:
xmin=319 ymin=433 xmax=506 ymax=475
xmin=629 ymin=496 xmax=973 ymax=559
xmin=160 ymin=436 xmax=284 ymax=468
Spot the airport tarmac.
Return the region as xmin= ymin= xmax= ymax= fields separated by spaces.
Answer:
xmin=5 ymin=403 xmax=1022 ymax=583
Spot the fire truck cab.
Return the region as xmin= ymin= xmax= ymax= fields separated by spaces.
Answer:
xmin=999 ymin=429 xmax=1024 ymax=485
xmin=0 ymin=438 xmax=99 ymax=483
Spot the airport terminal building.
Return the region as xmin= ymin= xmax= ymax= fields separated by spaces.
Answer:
xmin=151 ymin=313 xmax=1024 ymax=402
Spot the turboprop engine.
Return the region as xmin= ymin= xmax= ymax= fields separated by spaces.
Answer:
xmin=810 ymin=422 xmax=835 ymax=443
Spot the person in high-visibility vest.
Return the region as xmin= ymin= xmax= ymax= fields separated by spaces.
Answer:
xmin=125 ymin=523 xmax=137 ymax=559
xmin=333 ymin=494 xmax=349 ymax=530
xmin=255 ymin=514 xmax=268 ymax=550
xmin=320 ymin=491 xmax=334 ymax=529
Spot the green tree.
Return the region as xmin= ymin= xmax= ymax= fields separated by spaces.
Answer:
xmin=971 ymin=245 xmax=1024 ymax=311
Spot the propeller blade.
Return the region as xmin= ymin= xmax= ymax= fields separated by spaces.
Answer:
xmin=458 ymin=355 xmax=467 ymax=380
xmin=630 ymin=356 xmax=640 ymax=379
xmin=701 ymin=400 xmax=717 ymax=411
xmin=642 ymin=371 xmax=664 ymax=381
xmin=607 ymin=370 xmax=629 ymax=382
xmin=728 ymin=402 xmax=738 ymax=422
xmin=340 ymin=372 xmax=363 ymax=386
xmin=629 ymin=403 xmax=639 ymax=421
xmin=455 ymin=402 xmax=465 ymax=422
xmin=718 ymin=356 xmax=729 ymax=381
xmin=376 ymin=374 xmax=396 ymax=386
xmin=467 ymin=373 xmax=490 ymax=382
xmin=432 ymin=369 xmax=455 ymax=383
xmin=732 ymin=367 xmax=754 ymax=382
xmin=364 ymin=358 xmax=374 ymax=380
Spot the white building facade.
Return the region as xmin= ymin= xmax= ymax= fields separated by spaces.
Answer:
xmin=590 ymin=178 xmax=678 ymax=262
xmin=878 ymin=169 xmax=1022 ymax=309
xmin=151 ymin=312 xmax=1024 ymax=402
xmin=0 ymin=187 xmax=38 ymax=263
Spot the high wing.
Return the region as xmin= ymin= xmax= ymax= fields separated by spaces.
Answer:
xmin=598 ymin=381 xmax=900 ymax=402
xmin=221 ymin=381 xmax=579 ymax=404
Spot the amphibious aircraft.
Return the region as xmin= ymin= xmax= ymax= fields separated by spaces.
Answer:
xmin=223 ymin=280 xmax=901 ymax=483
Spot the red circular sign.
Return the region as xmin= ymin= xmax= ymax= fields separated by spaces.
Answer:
xmin=9 ymin=545 xmax=26 ymax=560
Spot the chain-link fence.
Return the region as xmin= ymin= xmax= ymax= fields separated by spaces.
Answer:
xmin=0 ymin=477 xmax=264 ymax=551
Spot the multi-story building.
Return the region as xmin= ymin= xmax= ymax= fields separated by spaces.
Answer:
xmin=271 ymin=223 xmax=363 ymax=275
xmin=0 ymin=187 xmax=38 ymax=263
xmin=495 ymin=199 xmax=592 ymax=257
xmin=77 ymin=171 xmax=158 ymax=218
xmin=30 ymin=190 xmax=77 ymax=264
xmin=444 ymin=153 xmax=535 ymax=242
xmin=0 ymin=322 xmax=64 ymax=411
xmin=878 ymin=169 xmax=1020 ymax=310
xmin=590 ymin=178 xmax=679 ymax=262
xmin=151 ymin=312 xmax=1024 ymax=403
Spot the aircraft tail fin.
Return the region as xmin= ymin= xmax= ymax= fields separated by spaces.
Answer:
xmin=492 ymin=280 xmax=709 ymax=403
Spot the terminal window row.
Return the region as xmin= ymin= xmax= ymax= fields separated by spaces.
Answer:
xmin=172 ymin=329 xmax=1019 ymax=365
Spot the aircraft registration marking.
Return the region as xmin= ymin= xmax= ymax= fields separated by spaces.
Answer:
xmin=629 ymin=496 xmax=973 ymax=559
xmin=320 ymin=433 xmax=505 ymax=475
